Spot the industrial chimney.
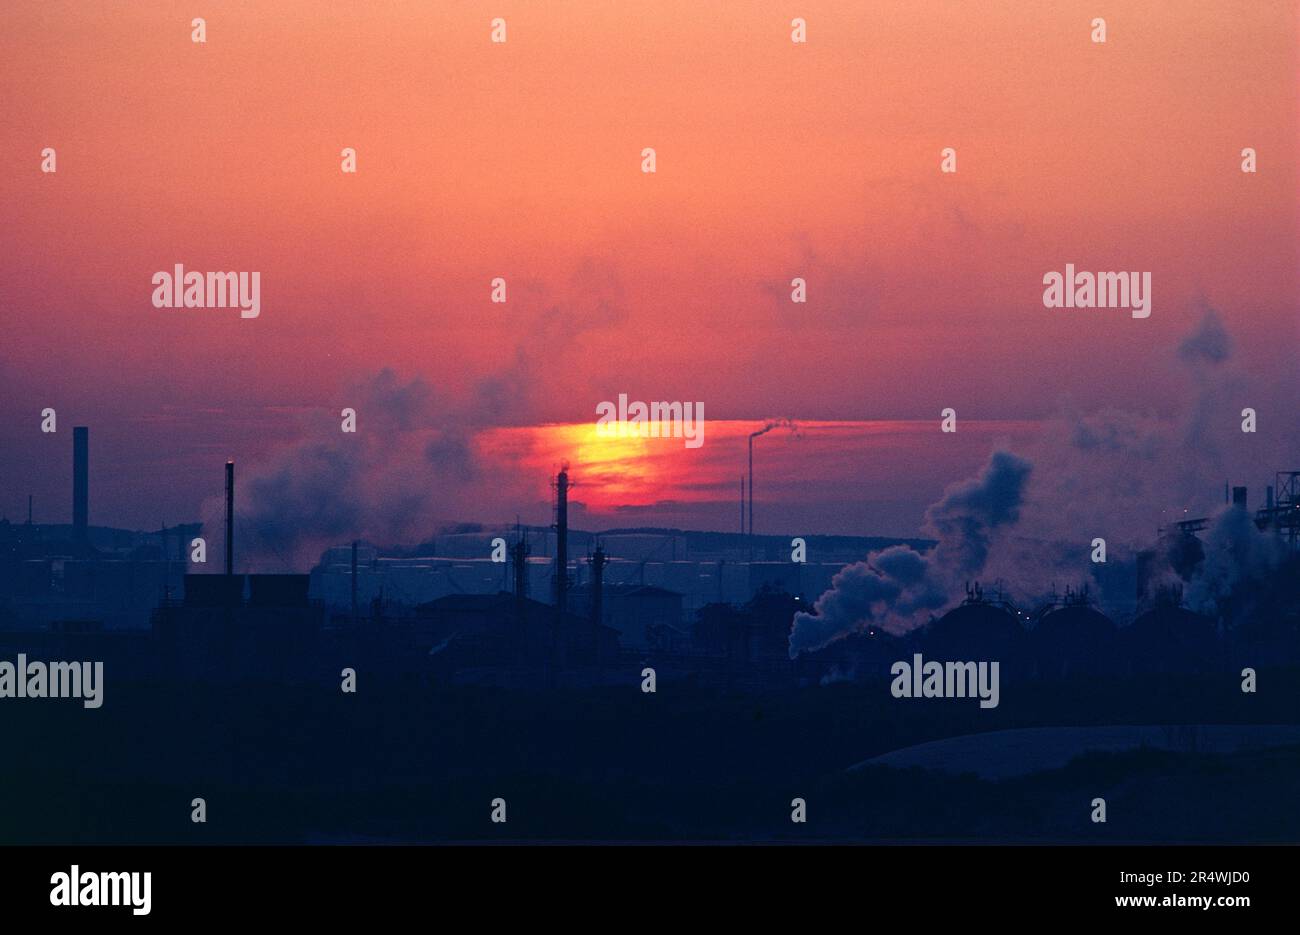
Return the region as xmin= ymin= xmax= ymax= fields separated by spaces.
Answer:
xmin=1233 ymin=486 xmax=1247 ymax=509
xmin=351 ymin=539 xmax=359 ymax=625
xmin=589 ymin=544 xmax=607 ymax=629
xmin=512 ymin=530 xmax=529 ymax=602
xmin=73 ymin=426 xmax=88 ymax=541
xmin=555 ymin=466 xmax=569 ymax=620
xmin=225 ymin=460 xmax=235 ymax=575
xmin=748 ymin=437 xmax=754 ymax=559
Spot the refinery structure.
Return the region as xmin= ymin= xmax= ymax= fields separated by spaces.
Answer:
xmin=1 ymin=424 xmax=1297 ymax=690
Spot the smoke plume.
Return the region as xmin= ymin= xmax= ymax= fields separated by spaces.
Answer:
xmin=1183 ymin=502 xmax=1285 ymax=614
xmin=201 ymin=369 xmax=524 ymax=570
xmin=789 ymin=450 xmax=1031 ymax=656
xmin=792 ymin=302 xmax=1294 ymax=661
xmin=750 ymin=418 xmax=800 ymax=440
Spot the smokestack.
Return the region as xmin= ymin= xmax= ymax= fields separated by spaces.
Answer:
xmin=351 ymin=539 xmax=359 ymax=625
xmin=225 ymin=459 xmax=234 ymax=575
xmin=512 ymin=528 xmax=529 ymax=602
xmin=1267 ymin=486 xmax=1275 ymax=509
xmin=590 ymin=544 xmax=607 ymax=629
xmin=745 ymin=422 xmax=798 ymax=559
xmin=73 ymin=426 xmax=88 ymax=541
xmin=555 ymin=466 xmax=569 ymax=620
xmin=740 ymin=476 xmax=745 ymax=534
xmin=1232 ymin=486 xmax=1247 ymax=508
xmin=748 ymin=436 xmax=754 ymax=561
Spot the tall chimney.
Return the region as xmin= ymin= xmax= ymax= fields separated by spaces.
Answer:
xmin=73 ymin=426 xmax=88 ymax=541
xmin=589 ymin=544 xmax=607 ymax=629
xmin=1232 ymin=486 xmax=1247 ymax=508
xmin=555 ymin=466 xmax=569 ymax=620
xmin=512 ymin=532 xmax=529 ymax=602
xmin=1267 ymin=486 xmax=1275 ymax=510
xmin=225 ymin=459 xmax=234 ymax=575
xmin=748 ymin=436 xmax=754 ymax=559
xmin=351 ymin=539 xmax=359 ymax=625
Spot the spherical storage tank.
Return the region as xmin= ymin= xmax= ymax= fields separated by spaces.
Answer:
xmin=1032 ymin=604 xmax=1119 ymax=678
xmin=1124 ymin=605 xmax=1219 ymax=674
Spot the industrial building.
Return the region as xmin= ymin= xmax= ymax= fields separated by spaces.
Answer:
xmin=4 ymin=431 xmax=1297 ymax=690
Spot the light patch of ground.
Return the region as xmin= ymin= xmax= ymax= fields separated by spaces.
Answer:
xmin=854 ymin=725 xmax=1300 ymax=780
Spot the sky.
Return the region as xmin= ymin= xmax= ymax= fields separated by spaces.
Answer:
xmin=0 ymin=1 xmax=1296 ymax=561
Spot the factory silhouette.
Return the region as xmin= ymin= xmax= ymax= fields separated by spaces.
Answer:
xmin=2 ymin=426 xmax=1298 ymax=844
xmin=4 ymin=425 xmax=1297 ymax=688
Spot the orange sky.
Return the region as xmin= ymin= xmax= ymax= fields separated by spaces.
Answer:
xmin=486 ymin=419 xmax=1041 ymax=517
xmin=0 ymin=1 xmax=1296 ymax=535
